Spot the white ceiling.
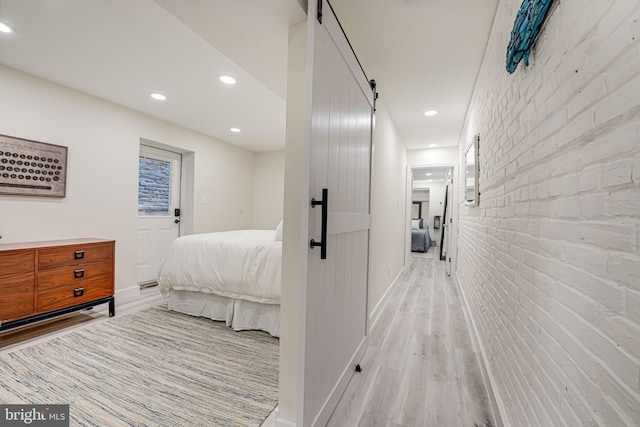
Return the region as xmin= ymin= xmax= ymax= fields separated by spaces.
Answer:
xmin=0 ymin=0 xmax=498 ymax=152
xmin=412 ymin=166 xmax=453 ymax=188
xmin=331 ymin=0 xmax=498 ymax=149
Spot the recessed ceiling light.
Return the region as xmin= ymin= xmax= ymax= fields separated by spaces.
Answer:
xmin=426 ymin=173 xmax=432 ymax=176
xmin=0 ymin=22 xmax=14 ymax=33
xmin=220 ymin=75 xmax=236 ymax=85
xmin=428 ymin=144 xmax=438 ymax=148
xmin=424 ymin=110 xmax=438 ymax=116
xmin=150 ymin=93 xmax=166 ymax=101
xmin=230 ymin=128 xmax=241 ymax=133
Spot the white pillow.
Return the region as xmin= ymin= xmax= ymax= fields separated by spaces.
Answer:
xmin=411 ymin=219 xmax=420 ymax=229
xmin=274 ymin=219 xmax=283 ymax=241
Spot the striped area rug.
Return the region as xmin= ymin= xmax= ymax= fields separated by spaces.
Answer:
xmin=0 ymin=306 xmax=279 ymax=426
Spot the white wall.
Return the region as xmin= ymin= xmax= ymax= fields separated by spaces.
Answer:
xmin=252 ymin=150 xmax=285 ymax=230
xmin=412 ymin=189 xmax=429 ymax=202
xmin=411 ymin=189 xmax=429 ymax=230
xmin=456 ymin=1 xmax=640 ymax=425
xmin=407 ymin=146 xmax=458 ymax=166
xmin=278 ymin=21 xmax=308 ymax=427
xmin=424 ymin=182 xmax=445 ymax=247
xmin=369 ymin=101 xmax=407 ymax=319
xmin=0 ymin=65 xmax=256 ymax=293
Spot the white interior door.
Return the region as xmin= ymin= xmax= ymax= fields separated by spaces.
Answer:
xmin=137 ymin=145 xmax=181 ymax=285
xmin=302 ymin=1 xmax=375 ymax=425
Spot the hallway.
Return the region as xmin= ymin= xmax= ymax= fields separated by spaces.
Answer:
xmin=327 ymin=256 xmax=497 ymax=426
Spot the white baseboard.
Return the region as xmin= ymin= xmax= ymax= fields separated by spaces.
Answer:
xmin=369 ymin=267 xmax=405 ymax=332
xmin=455 ymin=275 xmax=507 ymax=427
xmin=274 ymin=414 xmax=296 ymax=427
xmin=115 ymin=285 xmax=140 ymax=304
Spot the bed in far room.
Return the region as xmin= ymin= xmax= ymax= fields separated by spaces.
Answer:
xmin=411 ymin=218 xmax=431 ymax=253
xmin=157 ymin=221 xmax=283 ymax=337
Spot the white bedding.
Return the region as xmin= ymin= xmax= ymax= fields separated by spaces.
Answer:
xmin=157 ymin=230 xmax=282 ymax=304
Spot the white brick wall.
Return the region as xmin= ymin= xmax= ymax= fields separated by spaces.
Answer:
xmin=456 ymin=1 xmax=640 ymax=425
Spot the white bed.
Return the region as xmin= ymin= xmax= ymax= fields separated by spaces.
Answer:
xmin=157 ymin=229 xmax=282 ymax=337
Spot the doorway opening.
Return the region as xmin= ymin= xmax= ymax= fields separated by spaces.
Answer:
xmin=409 ymin=165 xmax=454 ymax=271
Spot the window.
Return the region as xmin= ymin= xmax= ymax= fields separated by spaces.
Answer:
xmin=138 ymin=155 xmax=172 ymax=216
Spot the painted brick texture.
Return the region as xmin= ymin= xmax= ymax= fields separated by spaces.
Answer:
xmin=456 ymin=1 xmax=640 ymax=426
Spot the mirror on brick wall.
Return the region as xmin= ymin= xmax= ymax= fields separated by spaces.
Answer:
xmin=465 ymin=135 xmax=479 ymax=206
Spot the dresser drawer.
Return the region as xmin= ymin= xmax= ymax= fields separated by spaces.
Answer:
xmin=0 ymin=250 xmax=34 ymax=278
xmin=38 ymin=242 xmax=113 ymax=270
xmin=37 ymin=260 xmax=113 ymax=291
xmin=0 ymin=273 xmax=35 ymax=322
xmin=37 ymin=280 xmax=113 ymax=313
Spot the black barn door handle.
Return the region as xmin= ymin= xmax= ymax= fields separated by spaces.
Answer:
xmin=310 ymin=188 xmax=328 ymax=259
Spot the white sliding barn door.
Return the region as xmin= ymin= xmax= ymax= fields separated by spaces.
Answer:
xmin=302 ymin=1 xmax=375 ymax=425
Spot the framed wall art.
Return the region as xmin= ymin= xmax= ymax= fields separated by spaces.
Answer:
xmin=0 ymin=134 xmax=68 ymax=198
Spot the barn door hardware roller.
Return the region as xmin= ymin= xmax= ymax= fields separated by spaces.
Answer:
xmin=310 ymin=188 xmax=328 ymax=260
xmin=317 ymin=0 xmax=323 ymax=23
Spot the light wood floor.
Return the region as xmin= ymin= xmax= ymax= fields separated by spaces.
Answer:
xmin=2 ymin=260 xmax=497 ymax=427
xmin=326 ymin=256 xmax=497 ymax=427
xmin=411 ymin=245 xmax=437 ymax=260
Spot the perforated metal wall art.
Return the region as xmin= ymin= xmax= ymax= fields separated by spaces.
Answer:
xmin=0 ymin=134 xmax=68 ymax=198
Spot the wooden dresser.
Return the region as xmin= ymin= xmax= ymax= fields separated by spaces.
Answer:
xmin=0 ymin=238 xmax=115 ymax=332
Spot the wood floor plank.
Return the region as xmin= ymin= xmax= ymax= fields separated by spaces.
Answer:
xmin=4 ymin=259 xmax=498 ymax=427
xmin=327 ymin=256 xmax=497 ymax=427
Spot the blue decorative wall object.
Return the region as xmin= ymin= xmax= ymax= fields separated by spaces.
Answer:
xmin=506 ymin=0 xmax=554 ymax=74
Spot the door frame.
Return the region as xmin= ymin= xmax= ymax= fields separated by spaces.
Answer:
xmin=406 ymin=163 xmax=457 ymax=270
xmin=139 ymin=138 xmax=194 ymax=236
xmin=136 ymin=142 xmax=185 ymax=286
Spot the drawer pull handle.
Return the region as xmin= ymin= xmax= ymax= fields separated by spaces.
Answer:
xmin=73 ymin=287 xmax=85 ymax=297
xmin=74 ymin=269 xmax=85 ymax=278
xmin=74 ymin=250 xmax=85 ymax=260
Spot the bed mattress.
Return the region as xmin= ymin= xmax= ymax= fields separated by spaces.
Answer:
xmin=157 ymin=230 xmax=282 ymax=304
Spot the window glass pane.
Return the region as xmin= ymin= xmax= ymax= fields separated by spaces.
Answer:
xmin=138 ymin=155 xmax=172 ymax=216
